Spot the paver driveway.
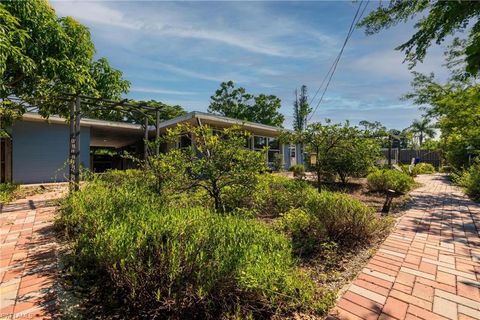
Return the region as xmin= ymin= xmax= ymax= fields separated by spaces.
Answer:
xmin=332 ymin=174 xmax=480 ymax=320
xmin=0 ymin=186 xmax=66 ymax=320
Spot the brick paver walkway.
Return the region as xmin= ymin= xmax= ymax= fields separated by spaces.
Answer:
xmin=0 ymin=187 xmax=66 ymax=319
xmin=332 ymin=174 xmax=480 ymax=320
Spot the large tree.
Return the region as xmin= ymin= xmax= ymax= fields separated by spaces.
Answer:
xmin=405 ymin=72 xmax=480 ymax=168
xmin=0 ymin=0 xmax=130 ymax=127
xmin=409 ymin=118 xmax=436 ymax=146
xmin=293 ymin=85 xmax=311 ymax=132
xmin=359 ymin=1 xmax=480 ymax=76
xmin=208 ymin=81 xmax=285 ymax=127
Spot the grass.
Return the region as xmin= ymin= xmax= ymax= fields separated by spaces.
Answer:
xmin=0 ymin=183 xmax=18 ymax=203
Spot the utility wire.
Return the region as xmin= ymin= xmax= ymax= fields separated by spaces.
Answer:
xmin=308 ymin=0 xmax=369 ymax=121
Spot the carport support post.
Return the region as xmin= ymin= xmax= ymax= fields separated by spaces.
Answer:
xmin=155 ymin=110 xmax=160 ymax=155
xmin=69 ymin=99 xmax=75 ymax=191
xmin=144 ymin=115 xmax=149 ymax=160
xmin=74 ymin=96 xmax=81 ymax=190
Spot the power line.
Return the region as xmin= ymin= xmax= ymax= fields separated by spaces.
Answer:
xmin=308 ymin=0 xmax=369 ymax=121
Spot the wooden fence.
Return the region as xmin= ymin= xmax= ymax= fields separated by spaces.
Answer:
xmin=381 ymin=149 xmax=442 ymax=167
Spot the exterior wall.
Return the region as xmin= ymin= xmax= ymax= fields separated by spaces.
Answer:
xmin=12 ymin=121 xmax=90 ymax=184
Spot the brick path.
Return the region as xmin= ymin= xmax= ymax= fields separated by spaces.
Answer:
xmin=0 ymin=187 xmax=66 ymax=320
xmin=332 ymin=174 xmax=480 ymax=320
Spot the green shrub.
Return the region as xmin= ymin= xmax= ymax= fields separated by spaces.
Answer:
xmin=457 ymin=161 xmax=480 ymax=200
xmin=59 ymin=177 xmax=320 ymax=317
xmin=413 ymin=163 xmax=436 ymax=174
xmin=439 ymin=165 xmax=453 ymax=173
xmin=304 ymin=191 xmax=393 ymax=245
xmin=289 ymin=164 xmax=305 ymax=178
xmin=366 ymin=169 xmax=415 ymax=193
xmin=222 ymin=174 xmax=315 ymax=217
xmin=0 ymin=183 xmax=18 ymax=203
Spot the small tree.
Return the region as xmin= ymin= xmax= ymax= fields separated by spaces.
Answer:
xmin=287 ymin=121 xmax=380 ymax=190
xmin=293 ymin=85 xmax=312 ymax=132
xmin=157 ymin=124 xmax=267 ymax=212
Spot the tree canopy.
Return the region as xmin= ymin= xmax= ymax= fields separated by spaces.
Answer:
xmin=0 ymin=0 xmax=130 ymax=124
xmin=208 ymin=81 xmax=285 ymax=127
xmin=359 ymin=1 xmax=480 ymax=76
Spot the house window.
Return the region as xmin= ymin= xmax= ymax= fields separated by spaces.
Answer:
xmin=267 ymin=137 xmax=280 ymax=164
xmin=254 ymin=136 xmax=267 ymax=150
xmin=178 ymin=134 xmax=191 ymax=149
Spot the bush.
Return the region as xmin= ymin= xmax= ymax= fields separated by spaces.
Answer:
xmin=304 ymin=191 xmax=393 ymax=246
xmin=59 ymin=177 xmax=320 ymax=317
xmin=289 ymin=164 xmax=305 ymax=178
xmin=0 ymin=183 xmax=18 ymax=203
xmin=457 ymin=161 xmax=480 ymax=200
xmin=367 ymin=169 xmax=415 ymax=193
xmin=439 ymin=165 xmax=453 ymax=173
xmin=413 ymin=163 xmax=436 ymax=174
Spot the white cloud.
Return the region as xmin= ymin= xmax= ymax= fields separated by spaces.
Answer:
xmin=51 ymin=0 xmax=335 ymax=58
xmin=130 ymin=87 xmax=197 ymax=95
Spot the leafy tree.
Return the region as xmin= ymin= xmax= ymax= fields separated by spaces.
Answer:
xmin=293 ymin=85 xmax=311 ymax=132
xmin=208 ymin=81 xmax=285 ymax=127
xmin=157 ymin=124 xmax=267 ymax=212
xmin=359 ymin=1 xmax=480 ymax=75
xmin=0 ymin=0 xmax=130 ymax=124
xmin=288 ymin=121 xmax=379 ymax=190
xmin=405 ymin=72 xmax=480 ymax=168
xmin=409 ymin=118 xmax=436 ymax=146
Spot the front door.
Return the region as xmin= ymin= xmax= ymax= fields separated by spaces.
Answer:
xmin=289 ymin=145 xmax=296 ymax=166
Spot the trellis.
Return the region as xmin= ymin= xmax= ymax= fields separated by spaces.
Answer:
xmin=56 ymin=93 xmax=164 ymax=191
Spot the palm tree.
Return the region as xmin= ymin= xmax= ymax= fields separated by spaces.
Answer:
xmin=409 ymin=118 xmax=436 ymax=146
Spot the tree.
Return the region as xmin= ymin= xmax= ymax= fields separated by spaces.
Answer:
xmin=208 ymin=81 xmax=285 ymax=127
xmin=409 ymin=118 xmax=436 ymax=146
xmin=0 ymin=0 xmax=130 ymax=124
xmin=288 ymin=121 xmax=379 ymax=190
xmin=293 ymin=85 xmax=312 ymax=132
xmin=158 ymin=124 xmax=267 ymax=212
xmin=358 ymin=1 xmax=480 ymax=76
xmin=405 ymin=72 xmax=480 ymax=168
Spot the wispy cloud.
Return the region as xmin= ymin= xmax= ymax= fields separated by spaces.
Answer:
xmin=130 ymin=87 xmax=197 ymax=95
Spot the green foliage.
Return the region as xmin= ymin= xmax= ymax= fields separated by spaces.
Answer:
xmin=304 ymin=191 xmax=392 ymax=245
xmin=286 ymin=121 xmax=380 ymax=189
xmin=0 ymin=0 xmax=130 ymax=121
xmin=293 ymin=85 xmax=312 ymax=132
xmin=59 ymin=177 xmax=320 ymax=317
xmin=289 ymin=164 xmax=305 ymax=178
xmin=409 ymin=118 xmax=436 ymax=146
xmin=405 ymin=72 xmax=480 ymax=169
xmin=367 ymin=169 xmax=415 ymax=194
xmin=208 ymin=81 xmax=285 ymax=127
xmin=413 ymin=163 xmax=436 ymax=175
xmin=456 ymin=160 xmax=480 ymax=200
xmin=152 ymin=124 xmax=267 ymax=212
xmin=272 ymin=153 xmax=284 ymax=171
xmin=359 ymin=1 xmax=480 ymax=75
xmin=0 ymin=183 xmax=18 ymax=203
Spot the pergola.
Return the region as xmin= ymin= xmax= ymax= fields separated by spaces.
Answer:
xmin=25 ymin=93 xmax=165 ymax=191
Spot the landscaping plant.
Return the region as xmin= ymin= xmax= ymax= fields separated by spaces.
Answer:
xmin=58 ymin=176 xmax=326 ymax=318
xmin=367 ymin=169 xmax=415 ymax=194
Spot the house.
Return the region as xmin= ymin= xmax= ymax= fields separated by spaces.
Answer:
xmin=0 ymin=111 xmax=304 ymax=184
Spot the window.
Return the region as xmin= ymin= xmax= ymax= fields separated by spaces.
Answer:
xmin=254 ymin=136 xmax=267 ymax=149
xmin=178 ymin=134 xmax=191 ymax=149
xmin=267 ymin=137 xmax=280 ymax=165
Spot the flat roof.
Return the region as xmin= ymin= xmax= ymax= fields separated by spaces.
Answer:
xmin=22 ymin=112 xmax=143 ymax=131
xmin=21 ymin=111 xmax=289 ymax=135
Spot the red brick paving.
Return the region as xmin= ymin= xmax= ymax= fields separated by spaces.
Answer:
xmin=0 ymin=186 xmax=66 ymax=320
xmin=331 ymin=174 xmax=480 ymax=320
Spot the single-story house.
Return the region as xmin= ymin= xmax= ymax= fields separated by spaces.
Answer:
xmin=0 ymin=111 xmax=304 ymax=184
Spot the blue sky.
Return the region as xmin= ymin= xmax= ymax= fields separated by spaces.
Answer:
xmin=51 ymin=1 xmax=449 ymax=129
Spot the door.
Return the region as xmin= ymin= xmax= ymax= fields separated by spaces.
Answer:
xmin=289 ymin=145 xmax=296 ymax=166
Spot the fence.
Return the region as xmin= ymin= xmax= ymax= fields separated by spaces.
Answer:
xmin=381 ymin=149 xmax=442 ymax=167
